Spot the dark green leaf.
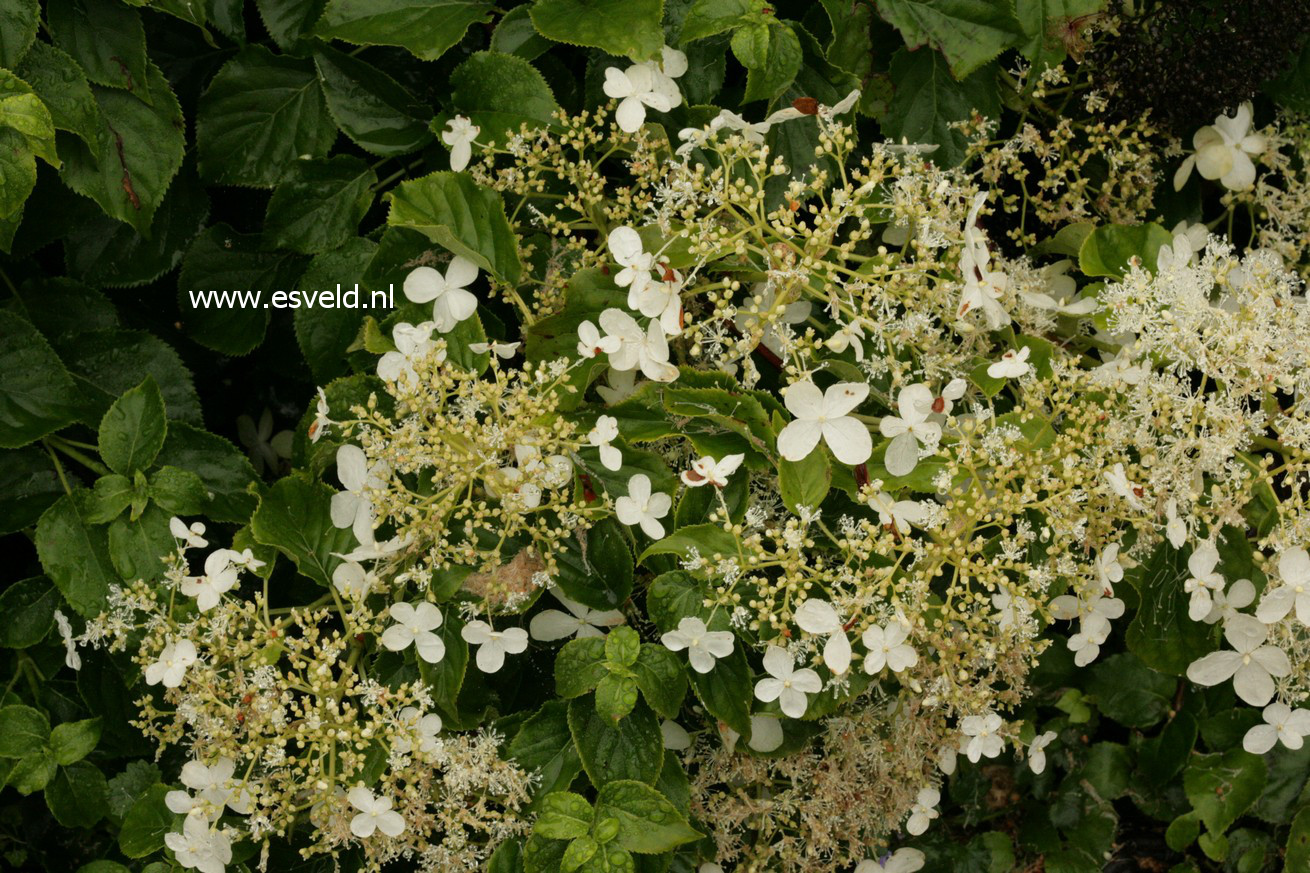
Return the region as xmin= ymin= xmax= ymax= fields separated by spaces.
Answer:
xmin=416 ymin=614 xmax=470 ymax=721
xmin=569 ymin=696 xmax=663 ymax=787
xmin=880 ymin=48 xmax=999 ymax=168
xmin=0 ymin=310 xmax=82 ymax=447
xmin=732 ymin=21 xmax=802 ymax=104
xmin=250 ymin=473 xmax=355 ymax=587
xmin=386 ymin=170 xmax=523 ymax=283
xmin=0 ymin=126 xmax=36 ymax=220
xmin=631 ymin=645 xmax=686 ymax=720
xmin=45 ymin=760 xmax=108 ymax=828
xmin=118 ymin=784 xmax=175 ymax=858
xmin=148 ymin=465 xmax=209 ymax=516
xmin=1184 ymin=749 xmax=1267 ymax=836
xmin=51 ymin=329 xmax=202 ymax=427
xmin=264 ymin=155 xmax=377 ymax=254
xmin=47 ymin=0 xmax=149 ymax=91
xmin=595 ymin=673 xmax=640 ymax=722
xmin=529 ymin=0 xmax=665 ymax=60
xmin=154 ymin=421 xmax=260 ymax=523
xmin=778 ymin=448 xmax=830 ymax=515
xmin=256 ymin=0 xmax=329 ymax=51
xmin=681 ymin=0 xmax=754 ymax=41
xmin=98 ymin=377 xmax=167 ymax=476
xmin=1014 ymin=0 xmax=1105 ymax=71
xmin=535 ymin=790 xmax=595 ymax=839
xmin=294 ymin=237 xmax=383 ymax=382
xmin=509 ymin=700 xmax=585 ymax=800
xmin=875 ymin=0 xmax=1024 ymax=78
xmin=450 ymin=51 xmax=559 ymax=146
xmin=313 ymin=45 xmax=433 ymax=156
xmin=107 ymin=504 xmax=173 ymax=582
xmin=0 ymin=704 xmax=50 ymax=757
xmin=0 ymin=0 xmax=38 ymax=68
xmin=595 ymin=779 xmax=702 ymax=853
xmin=315 ymin=0 xmax=493 ymax=61
xmin=1125 ymin=542 xmax=1216 ymax=676
xmin=0 ymin=576 xmax=58 ymax=648
xmin=14 ymin=41 xmax=100 ymax=148
xmin=1087 ymin=652 xmax=1175 ymax=729
xmin=35 ymin=490 xmax=115 ymax=617
xmin=556 ymin=637 xmax=609 ymax=698
xmin=0 ymin=446 xmax=66 ymax=533
xmin=555 ymin=518 xmax=635 ymax=610
xmin=49 ymin=717 xmax=101 ymax=766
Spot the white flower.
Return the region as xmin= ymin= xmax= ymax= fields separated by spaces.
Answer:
xmin=1021 ymin=260 xmax=1096 ymax=315
xmin=961 ymin=711 xmax=1005 ymax=762
xmin=309 ymin=386 xmax=332 ymax=443
xmin=145 ymin=639 xmax=199 ymax=688
xmin=825 ymin=316 xmax=869 ymax=361
xmin=333 ymin=560 xmax=378 ymax=600
xmin=402 ymin=258 xmax=480 ymax=333
xmin=164 ymin=815 xmax=232 ymax=873
xmin=1184 ymin=541 xmax=1226 ymax=622
xmin=661 ymin=616 xmax=734 ymax=673
xmin=237 ymin=409 xmax=292 ymax=476
xmin=468 ymin=339 xmax=520 ymax=359
xmin=597 ymin=367 xmax=637 ymax=404
xmin=866 ymin=491 xmax=925 ymax=534
xmin=489 ymin=444 xmax=574 ymax=509
xmin=599 ymin=308 xmax=679 ymax=382
xmin=1028 ymin=730 xmax=1058 ymax=774
xmin=577 ymin=319 xmax=621 ymax=359
xmin=608 ymin=226 xmax=656 ymax=290
xmin=862 ymin=622 xmax=918 ymax=674
xmin=878 ymin=383 xmax=941 ymax=477
xmin=1156 ymin=233 xmax=1199 ymax=273
xmin=1164 ymin=498 xmax=1188 ymax=548
xmin=1242 ymin=702 xmax=1310 ymax=754
xmin=380 ymin=602 xmax=446 ymax=664
xmin=855 ymin=848 xmax=926 ymax=873
xmin=397 ymin=706 xmax=443 ymax=757
xmin=348 ymin=785 xmax=405 ymax=838
xmin=330 ymin=444 xmax=388 ymax=546
xmin=170 ymin=517 xmax=208 ymax=549
xmin=377 ymin=321 xmax=438 ymax=383
xmin=1256 ymin=548 xmax=1310 ymax=626
xmin=614 ymin=473 xmax=672 ymax=539
xmin=1095 ymin=544 xmax=1124 ymax=596
xmin=587 ymin=415 xmax=623 ymax=471
xmin=1103 ymin=462 xmax=1145 ymax=510
xmin=746 ymin=714 xmax=784 ymax=752
xmin=1186 ymin=614 xmax=1291 ymax=706
xmin=681 ymin=454 xmax=744 ymax=488
xmin=180 ymin=551 xmax=239 ymax=612
xmin=460 ymin=620 xmax=529 ymax=673
xmin=53 ymin=609 xmax=80 ymax=671
xmin=753 ymin=645 xmax=822 ymax=718
xmin=166 ymin=758 xmax=253 ymax=820
xmin=1205 ymin=577 xmax=1257 ymax=626
xmin=1173 ymin=102 xmax=1266 ymax=192
xmin=602 ymin=54 xmax=682 ymax=133
xmin=986 ymin=346 xmax=1032 ymax=379
xmin=529 ymin=591 xmax=624 ymax=641
xmin=957 ymin=193 xmax=1010 ymax=328
xmin=628 ymin=268 xmax=683 ymax=334
xmin=335 ymin=534 xmax=409 ymax=563
xmin=932 ymin=378 xmax=968 ymax=417
xmin=905 ymin=786 xmax=940 ymax=835
xmin=1050 ymin=591 xmax=1125 ymax=666
xmin=660 ymin=719 xmax=691 ymax=750
xmin=734 ymin=282 xmax=812 ymax=357
xmin=793 ymin=599 xmax=853 ymax=675
xmin=441 ymin=115 xmax=480 ymax=171
xmin=1172 ymin=220 xmax=1209 ymax=254
xmin=777 ymin=380 xmax=872 ymax=466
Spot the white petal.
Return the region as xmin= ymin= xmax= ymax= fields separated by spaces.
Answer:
xmin=777 ymin=419 xmax=823 ymax=462
xmin=794 ymin=599 xmax=841 ymax=634
xmin=883 ymin=431 xmax=919 ymax=477
xmin=822 ymin=417 xmax=873 ymax=466
xmin=530 ymin=610 xmax=584 ymax=641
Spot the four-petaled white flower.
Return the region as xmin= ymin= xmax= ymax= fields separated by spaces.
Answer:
xmin=681 ymin=453 xmax=744 ymax=488
xmin=1049 ymin=590 xmax=1125 ymax=666
xmin=1022 ymin=260 xmax=1097 ymax=315
xmin=530 ymin=591 xmax=625 ymax=641
xmin=862 ymin=621 xmax=918 ymax=674
xmin=615 ymin=473 xmax=672 ymax=539
xmin=1243 ymin=702 xmax=1310 ymax=754
xmin=1257 ymin=547 xmax=1310 ymax=627
xmin=961 ymin=711 xmax=1005 ymax=762
xmin=461 ymin=620 xmax=529 ymax=673
xmin=608 ymin=226 xmax=656 ymax=290
xmin=164 ymin=815 xmax=233 ymax=873
xmin=396 ymin=705 xmax=443 ymax=758
xmin=602 ymin=47 xmax=686 ymax=133
xmin=333 ymin=560 xmax=378 ymax=600
xmin=879 ymin=383 xmax=941 ymax=477
xmin=777 ymin=380 xmax=872 ymax=466
xmin=331 ymin=444 xmax=388 ymax=546
xmin=793 ymin=599 xmax=853 ymax=675
xmin=1028 ymin=730 xmax=1058 ymax=774
xmin=854 ymin=848 xmax=926 ymax=873
xmin=1173 ymin=102 xmax=1266 ymax=192
xmin=402 ymin=258 xmax=480 ymax=333
xmin=577 ymin=319 xmax=621 ymax=359
xmin=661 ymin=616 xmax=734 ymax=673
xmin=1103 ymin=462 xmax=1145 ymax=510
xmin=166 ymin=757 xmax=253 ymax=820
xmin=867 ymin=491 xmax=926 ymax=534
xmin=441 ymin=115 xmax=480 ymax=172
xmin=735 ymin=283 xmax=812 ymax=357
xmin=348 ymin=785 xmax=406 ymax=838
xmin=1186 ymin=614 xmax=1292 ymax=706
xmin=599 ymin=308 xmax=679 ymax=382
xmin=1183 ymin=541 xmax=1226 ymax=622
xmin=753 ymin=645 xmax=822 ymax=718
xmin=1204 ymin=577 xmax=1256 ymax=626
xmin=587 ymin=415 xmax=623 ymax=471
xmin=381 ymin=602 xmax=446 ymax=664
xmin=986 ymin=346 xmax=1032 ymax=379
xmin=146 ymin=639 xmax=199 ymax=688
xmin=170 ymin=517 xmax=208 ymax=549
xmin=309 ymin=386 xmax=332 ymax=443
xmin=468 ymin=339 xmax=520 ymax=359
xmin=905 ymin=786 xmax=940 ymax=835
xmin=377 ymin=321 xmax=437 ymax=383
xmin=181 ymin=550 xmax=240 ymax=612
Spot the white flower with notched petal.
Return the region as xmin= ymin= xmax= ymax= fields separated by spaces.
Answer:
xmin=441 ymin=115 xmax=479 ymax=172
xmin=181 ymin=550 xmax=239 ymax=612
xmin=468 ymin=340 xmax=520 ymax=359
xmin=986 ymin=346 xmax=1032 ymax=379
xmin=603 ymin=49 xmax=684 ymax=133
xmin=867 ymin=491 xmax=926 ymax=534
xmin=753 ymin=645 xmax=822 ymax=718
xmin=397 ymin=705 xmax=443 ymax=757
xmin=164 ymin=815 xmax=233 ymax=873
xmin=905 ymin=786 xmax=940 ymax=835
xmin=1183 ymin=541 xmax=1226 ymax=622
xmin=878 ymin=383 xmax=941 ymax=477
xmin=332 ymin=560 xmax=377 ymax=600
xmin=1186 ymin=614 xmax=1291 ymax=706
xmin=854 ymin=847 xmax=926 ymax=873
xmin=661 ymin=616 xmax=735 ymax=673
xmin=170 ymin=517 xmax=208 ymax=549
xmin=1204 ymin=577 xmax=1256 ymax=626
xmin=331 ymin=444 xmax=388 ymax=546
xmin=381 ymin=602 xmax=446 ymax=664
xmin=1243 ymin=702 xmax=1310 ymax=754
xmin=615 ymin=473 xmax=672 ymax=539
xmin=377 ymin=321 xmax=438 ymax=383
xmin=600 ymin=308 xmax=680 ymax=382
xmin=862 ymin=621 xmax=918 ymax=674
xmin=961 ymin=711 xmax=1005 ymax=762
xmin=461 ymin=620 xmax=529 ymax=673
xmin=166 ymin=757 xmax=252 ymax=820
xmin=145 ymin=639 xmax=198 ymax=688
xmin=681 ymin=453 xmax=744 ymax=488
xmin=587 ymin=415 xmax=623 ymax=471
xmin=1256 ymin=547 xmax=1310 ymax=627
xmin=777 ymin=380 xmax=872 ymax=466
xmin=529 ymin=590 xmax=625 ymax=641
xmin=402 ymin=258 xmax=480 ymax=333
xmin=1028 ymin=730 xmax=1058 ymax=774
xmin=793 ymin=599 xmax=852 ymax=675
xmin=1173 ymin=102 xmax=1266 ymax=192
xmin=577 ymin=319 xmax=622 ymax=359
xmin=607 ymin=226 xmax=656 ymax=290
xmin=348 ymin=785 xmax=405 ymax=838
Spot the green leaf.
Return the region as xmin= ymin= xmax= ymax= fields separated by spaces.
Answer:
xmin=154 ymin=422 xmax=260 ymax=523
xmin=595 ymin=673 xmax=640 ymax=722
xmin=595 ymin=780 xmax=702 ymax=853
xmin=605 ymin=626 xmax=641 ymax=668
xmin=315 ymin=0 xmax=493 ymax=61
xmin=535 ymin=791 xmax=595 ymax=839
xmin=1184 ymin=749 xmax=1267 ymax=836
xmin=557 ymin=637 xmax=610 ymax=698
xmin=688 ymin=647 xmax=752 ymax=738
xmin=681 ymin=0 xmax=754 ymax=41
xmin=1078 ymin=223 xmax=1173 ymax=279
xmin=256 ymin=0 xmax=329 ymax=51
xmin=148 ymin=465 xmax=209 ymax=516
xmin=386 ymin=171 xmax=523 ymax=283
xmin=0 ymin=68 xmax=58 ymax=168
xmin=7 ymin=750 xmax=56 ymax=794
xmin=509 ymin=700 xmax=585 ymax=800
xmin=562 ymin=835 xmax=599 ymax=872
xmin=646 ymin=571 xmax=720 ymax=633
xmin=1087 ymin=652 xmax=1175 ymax=729
xmin=250 ymin=473 xmax=356 ymax=587
xmin=0 ymin=576 xmax=58 ymax=648
xmin=51 ymin=329 xmax=202 ymax=428
xmin=263 ymin=156 xmax=377 ymax=254
xmin=529 ymin=0 xmax=665 ymax=60
xmin=107 ymin=504 xmax=173 ymax=582
xmin=197 ymin=45 xmax=338 ymax=187
xmin=49 ymin=717 xmax=101 ymax=765
xmin=0 ymin=126 xmax=36 ymax=219
xmin=1124 ymin=541 xmax=1216 ymax=676
xmin=1014 ymin=0 xmax=1105 ymax=70
xmin=569 ymin=696 xmax=663 ymax=787
xmin=554 ymin=518 xmax=635 ymax=611
xmin=57 ymin=63 xmax=186 ymax=234
xmin=294 ymin=237 xmax=383 ymax=382
xmin=0 ymin=704 xmax=50 ymax=757
xmin=15 ymin=42 xmax=101 ymax=149
xmin=639 ymin=523 xmax=737 ymax=566
xmin=1136 ymin=712 xmax=1197 ymax=791
xmin=525 ymin=833 xmax=570 ymax=873
xmin=35 ymin=490 xmax=116 ymax=617
xmin=490 ymin=6 xmax=552 ymax=59
xmin=880 ymin=48 xmax=1000 ymax=168
xmin=875 ymin=0 xmax=1024 ymax=79
xmin=313 ymin=46 xmax=434 ymax=157
xmin=417 ymin=614 xmax=470 ymax=722
xmin=98 ymin=377 xmax=167 ymax=476
xmin=449 ymin=51 xmax=560 ymax=146
xmin=46 ymin=760 xmax=108 ymax=828
xmin=0 ymin=446 xmax=66 ymax=533
xmin=1289 ymin=806 xmax=1310 ymax=871
xmin=631 ymin=645 xmax=687 ymax=720
xmin=778 ymin=448 xmax=830 ymax=515
xmin=0 ymin=0 xmax=38 ymax=68
xmin=47 ymin=0 xmax=149 ymax=91
xmin=732 ymin=21 xmax=802 ymax=104
xmin=118 ymin=784 xmax=175 ymax=858
xmin=0 ymin=311 xmax=82 ymax=447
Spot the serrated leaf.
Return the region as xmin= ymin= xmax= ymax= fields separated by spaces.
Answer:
xmin=555 ymin=518 xmax=635 ymax=610
xmin=556 ymin=636 xmax=609 ymax=698
xmin=35 ymin=490 xmax=115 ymax=617
xmin=733 ymin=21 xmax=802 ymax=104
xmin=0 ymin=68 xmax=58 ymax=168
xmin=256 ymin=0 xmax=329 ymax=51
xmin=294 ymin=237 xmax=383 ymax=382
xmin=0 ymin=576 xmax=58 ymax=648
xmin=0 ymin=126 xmax=36 ymax=220
xmin=386 ymin=170 xmax=523 ymax=283
xmin=313 ymin=46 xmax=434 ymax=156
xmin=0 ymin=704 xmax=50 ymax=757
xmin=153 ymin=422 xmax=260 ymax=523
xmin=594 ymin=779 xmax=702 ymax=853
xmin=875 ymin=0 xmax=1024 ymax=79
xmin=509 ymin=700 xmax=584 ymax=800
xmin=148 ymin=466 xmax=209 ymax=516
xmin=50 ymin=329 xmax=202 ymax=428
xmin=118 ymin=784 xmax=173 ymax=858
xmin=263 ymin=156 xmax=376 ymax=254
xmin=49 ymin=717 xmax=101 ymax=766
xmin=880 ymin=47 xmax=1000 ymax=168
xmin=107 ymin=504 xmax=173 ymax=582
xmin=98 ymin=377 xmax=167 ymax=476
xmin=595 ymin=673 xmax=640 ymax=722
xmin=250 ymin=473 xmax=356 ymax=587
xmin=1125 ymin=541 xmax=1216 ymax=676
xmin=315 ymin=0 xmax=493 ymax=61
xmin=1014 ymin=0 xmax=1104 ymax=71
xmin=529 ymin=0 xmax=665 ymax=60
xmin=1184 ymin=749 xmax=1267 ymax=836
xmin=0 ymin=0 xmax=38 ymax=69
xmin=681 ymin=0 xmax=754 ymax=41
xmin=535 ymin=791 xmax=594 ymax=839
xmin=46 ymin=760 xmax=108 ymax=828
xmin=15 ymin=42 xmax=101 ymax=149
xmin=449 ymin=51 xmax=559 ymax=146
xmin=1078 ymin=222 xmax=1172 ymax=279
xmin=0 ymin=310 xmax=82 ymax=447
xmin=47 ymin=0 xmax=149 ymax=92
xmin=631 ymin=645 xmax=687 ymax=719
xmin=778 ymin=448 xmax=830 ymax=515
xmin=569 ymin=696 xmax=663 ymax=787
